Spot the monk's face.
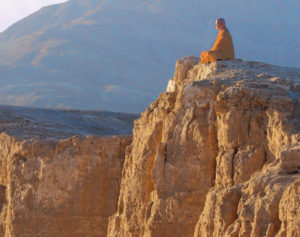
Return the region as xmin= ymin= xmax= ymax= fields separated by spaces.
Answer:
xmin=215 ymin=20 xmax=225 ymax=31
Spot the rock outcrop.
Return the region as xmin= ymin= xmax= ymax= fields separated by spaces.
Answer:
xmin=108 ymin=57 xmax=300 ymax=236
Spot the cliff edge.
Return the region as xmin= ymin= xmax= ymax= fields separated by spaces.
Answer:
xmin=108 ymin=58 xmax=300 ymax=237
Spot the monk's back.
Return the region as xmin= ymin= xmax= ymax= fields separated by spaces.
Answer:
xmin=212 ymin=28 xmax=234 ymax=60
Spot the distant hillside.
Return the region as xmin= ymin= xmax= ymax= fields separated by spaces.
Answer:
xmin=0 ymin=105 xmax=138 ymax=139
xmin=0 ymin=0 xmax=299 ymax=112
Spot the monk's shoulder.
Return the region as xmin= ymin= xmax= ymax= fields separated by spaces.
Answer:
xmin=224 ymin=28 xmax=232 ymax=36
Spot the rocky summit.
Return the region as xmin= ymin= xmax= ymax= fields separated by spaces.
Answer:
xmin=0 ymin=58 xmax=299 ymax=236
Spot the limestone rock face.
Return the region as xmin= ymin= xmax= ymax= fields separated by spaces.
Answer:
xmin=108 ymin=58 xmax=300 ymax=236
xmin=0 ymin=133 xmax=131 ymax=237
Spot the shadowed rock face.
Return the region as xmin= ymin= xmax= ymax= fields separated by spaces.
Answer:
xmin=108 ymin=58 xmax=300 ymax=237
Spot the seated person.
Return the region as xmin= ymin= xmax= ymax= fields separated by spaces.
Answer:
xmin=200 ymin=18 xmax=234 ymax=64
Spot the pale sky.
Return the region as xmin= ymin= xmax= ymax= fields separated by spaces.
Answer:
xmin=0 ymin=0 xmax=69 ymax=32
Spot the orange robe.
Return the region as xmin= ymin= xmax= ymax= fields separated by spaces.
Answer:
xmin=200 ymin=27 xmax=234 ymax=64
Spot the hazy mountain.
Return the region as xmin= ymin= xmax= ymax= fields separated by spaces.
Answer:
xmin=0 ymin=0 xmax=299 ymax=112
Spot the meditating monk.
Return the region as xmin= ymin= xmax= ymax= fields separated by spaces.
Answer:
xmin=200 ymin=18 xmax=234 ymax=64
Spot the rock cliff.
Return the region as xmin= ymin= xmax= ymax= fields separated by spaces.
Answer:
xmin=108 ymin=58 xmax=300 ymax=237
xmin=0 ymin=108 xmax=136 ymax=237
xmin=0 ymin=58 xmax=299 ymax=237
xmin=0 ymin=134 xmax=131 ymax=237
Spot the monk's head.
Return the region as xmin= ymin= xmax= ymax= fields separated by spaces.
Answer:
xmin=215 ymin=18 xmax=225 ymax=31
